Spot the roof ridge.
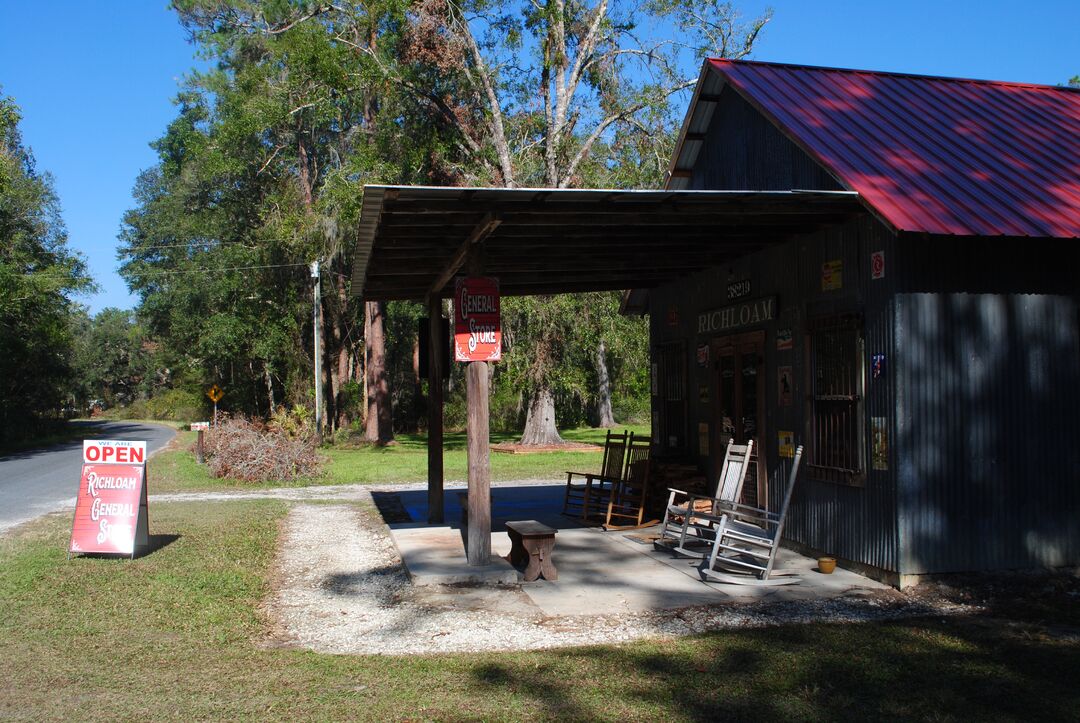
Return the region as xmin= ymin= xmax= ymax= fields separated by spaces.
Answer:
xmin=708 ymin=58 xmax=1080 ymax=94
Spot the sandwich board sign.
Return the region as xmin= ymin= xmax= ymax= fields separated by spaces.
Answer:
xmin=69 ymin=440 xmax=149 ymax=558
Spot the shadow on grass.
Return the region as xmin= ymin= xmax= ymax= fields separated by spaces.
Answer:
xmin=341 ymin=427 xmax=644 ymax=454
xmin=462 ymin=615 xmax=1080 ymax=720
xmin=72 ymin=533 xmax=182 ymax=560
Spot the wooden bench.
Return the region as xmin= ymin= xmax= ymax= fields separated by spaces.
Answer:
xmin=504 ymin=520 xmax=558 ymax=582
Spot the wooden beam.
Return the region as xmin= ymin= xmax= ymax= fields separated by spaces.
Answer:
xmin=379 ymin=197 xmax=862 ymax=216
xmin=427 ymin=213 xmax=502 ymax=298
xmin=387 ymin=211 xmax=849 ymax=228
xmin=466 ymin=360 xmax=491 ymax=566
xmin=426 ymin=295 xmax=444 ymax=525
xmin=464 ymin=249 xmax=491 ymax=567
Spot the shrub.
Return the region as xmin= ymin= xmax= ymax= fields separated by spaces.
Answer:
xmin=145 ymin=389 xmax=205 ymax=422
xmin=201 ymin=416 xmax=323 ymax=483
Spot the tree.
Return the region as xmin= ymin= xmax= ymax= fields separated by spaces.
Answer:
xmin=0 ymin=89 xmax=92 ymax=440
xmin=122 ymin=1 xmax=434 ymax=430
xmin=70 ymin=307 xmax=154 ymax=411
xmin=367 ymin=0 xmax=769 ymax=442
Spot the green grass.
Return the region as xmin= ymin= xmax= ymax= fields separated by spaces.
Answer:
xmin=1 ymin=501 xmax=1078 ymax=720
xmin=149 ymin=425 xmax=651 ymax=494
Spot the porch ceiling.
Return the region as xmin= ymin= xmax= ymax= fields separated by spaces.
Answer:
xmin=351 ymin=185 xmax=864 ymax=301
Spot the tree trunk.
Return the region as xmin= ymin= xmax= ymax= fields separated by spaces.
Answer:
xmin=595 ymin=338 xmax=616 ymax=428
xmin=519 ymin=387 xmax=563 ymax=446
xmin=411 ymin=334 xmax=422 ymax=432
xmin=264 ymin=364 xmax=276 ymax=415
xmin=364 ymin=300 xmax=394 ymax=443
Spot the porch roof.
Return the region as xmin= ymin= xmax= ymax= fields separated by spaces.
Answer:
xmin=350 ymin=185 xmax=864 ymax=301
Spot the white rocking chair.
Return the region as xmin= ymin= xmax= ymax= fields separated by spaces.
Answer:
xmin=698 ymin=445 xmax=804 ymax=586
xmin=655 ymin=439 xmax=754 ymax=558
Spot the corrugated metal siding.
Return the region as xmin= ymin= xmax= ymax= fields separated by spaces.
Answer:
xmin=688 ymin=87 xmax=843 ymax=192
xmin=782 ymin=217 xmax=898 ymax=573
xmin=895 ymin=239 xmax=1080 ymax=574
xmin=706 ymin=59 xmax=1080 ymax=238
xmin=649 ymin=213 xmax=900 ymax=573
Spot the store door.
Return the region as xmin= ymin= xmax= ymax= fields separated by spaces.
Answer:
xmin=713 ymin=331 xmax=767 ymax=508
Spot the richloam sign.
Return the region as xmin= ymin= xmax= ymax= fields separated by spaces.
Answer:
xmin=454 ymin=276 xmax=501 ymax=362
xmin=69 ymin=440 xmax=149 ymax=557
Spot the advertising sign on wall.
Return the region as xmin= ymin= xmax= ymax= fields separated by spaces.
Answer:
xmin=454 ymin=276 xmax=502 ymax=362
xmin=821 ymin=259 xmax=843 ymax=291
xmin=69 ymin=440 xmax=148 ymax=557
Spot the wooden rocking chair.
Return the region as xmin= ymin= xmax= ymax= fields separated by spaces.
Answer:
xmin=699 ymin=445 xmax=804 ymax=586
xmin=562 ymin=429 xmax=628 ymax=522
xmin=655 ymin=439 xmax=753 ymax=558
xmin=601 ymin=434 xmax=655 ymax=530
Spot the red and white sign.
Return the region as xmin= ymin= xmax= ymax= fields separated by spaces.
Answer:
xmin=70 ymin=440 xmax=149 ymax=557
xmin=191 ymin=422 xmax=210 ymax=431
xmin=454 ymin=277 xmax=501 ymax=362
xmin=83 ymin=439 xmax=146 ymax=464
xmin=871 ymin=250 xmax=885 ymax=280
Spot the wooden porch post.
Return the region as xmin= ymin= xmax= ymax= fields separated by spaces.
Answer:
xmin=466 ymin=360 xmax=491 ymax=565
xmin=426 ymin=295 xmax=444 ymax=525
xmin=465 ymin=246 xmax=492 ymax=566
xmin=426 ymin=215 xmax=500 ymax=565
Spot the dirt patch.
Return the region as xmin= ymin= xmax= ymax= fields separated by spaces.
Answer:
xmin=490 ymin=442 xmax=601 ymax=454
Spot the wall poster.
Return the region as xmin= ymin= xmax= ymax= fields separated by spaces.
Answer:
xmin=821 ymin=259 xmax=843 ymax=291
xmin=777 ymin=366 xmax=793 ymax=407
xmin=871 ymin=417 xmax=889 ymax=471
xmin=778 ymin=430 xmax=795 ymax=458
xmin=776 ymin=328 xmax=793 ymax=351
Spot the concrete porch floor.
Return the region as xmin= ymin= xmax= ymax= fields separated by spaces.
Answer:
xmin=385 ymin=482 xmax=889 ymax=617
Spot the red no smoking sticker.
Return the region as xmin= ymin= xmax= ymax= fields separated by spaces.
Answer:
xmin=871 ymin=250 xmax=885 ymax=280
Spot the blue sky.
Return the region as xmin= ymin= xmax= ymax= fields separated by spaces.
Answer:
xmin=1 ymin=0 xmax=1077 ymax=314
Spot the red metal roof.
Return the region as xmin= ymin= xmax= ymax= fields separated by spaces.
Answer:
xmin=707 ymin=59 xmax=1080 ymax=238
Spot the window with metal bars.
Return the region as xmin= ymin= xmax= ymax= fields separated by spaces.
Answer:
xmin=807 ymin=316 xmax=865 ymax=485
xmin=656 ymin=342 xmax=686 ymax=451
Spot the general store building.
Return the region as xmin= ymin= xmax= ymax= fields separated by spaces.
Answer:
xmin=352 ymin=59 xmax=1080 ymax=587
xmin=636 ymin=59 xmax=1080 ymax=585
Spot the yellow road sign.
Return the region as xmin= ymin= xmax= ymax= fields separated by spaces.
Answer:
xmin=207 ymin=384 xmax=224 ymax=403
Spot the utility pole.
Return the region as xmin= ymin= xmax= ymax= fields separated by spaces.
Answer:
xmin=311 ymin=260 xmax=323 ymax=440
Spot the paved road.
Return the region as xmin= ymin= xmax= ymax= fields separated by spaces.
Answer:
xmin=0 ymin=421 xmax=176 ymax=533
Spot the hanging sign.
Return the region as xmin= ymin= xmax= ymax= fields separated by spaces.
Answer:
xmin=454 ymin=276 xmax=501 ymax=362
xmin=70 ymin=440 xmax=149 ymax=557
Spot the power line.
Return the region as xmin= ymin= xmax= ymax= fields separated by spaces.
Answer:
xmin=11 ymin=262 xmax=312 ymax=280
xmin=120 ymin=262 xmax=313 ymax=277
xmin=122 ymin=238 xmax=319 ymax=251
